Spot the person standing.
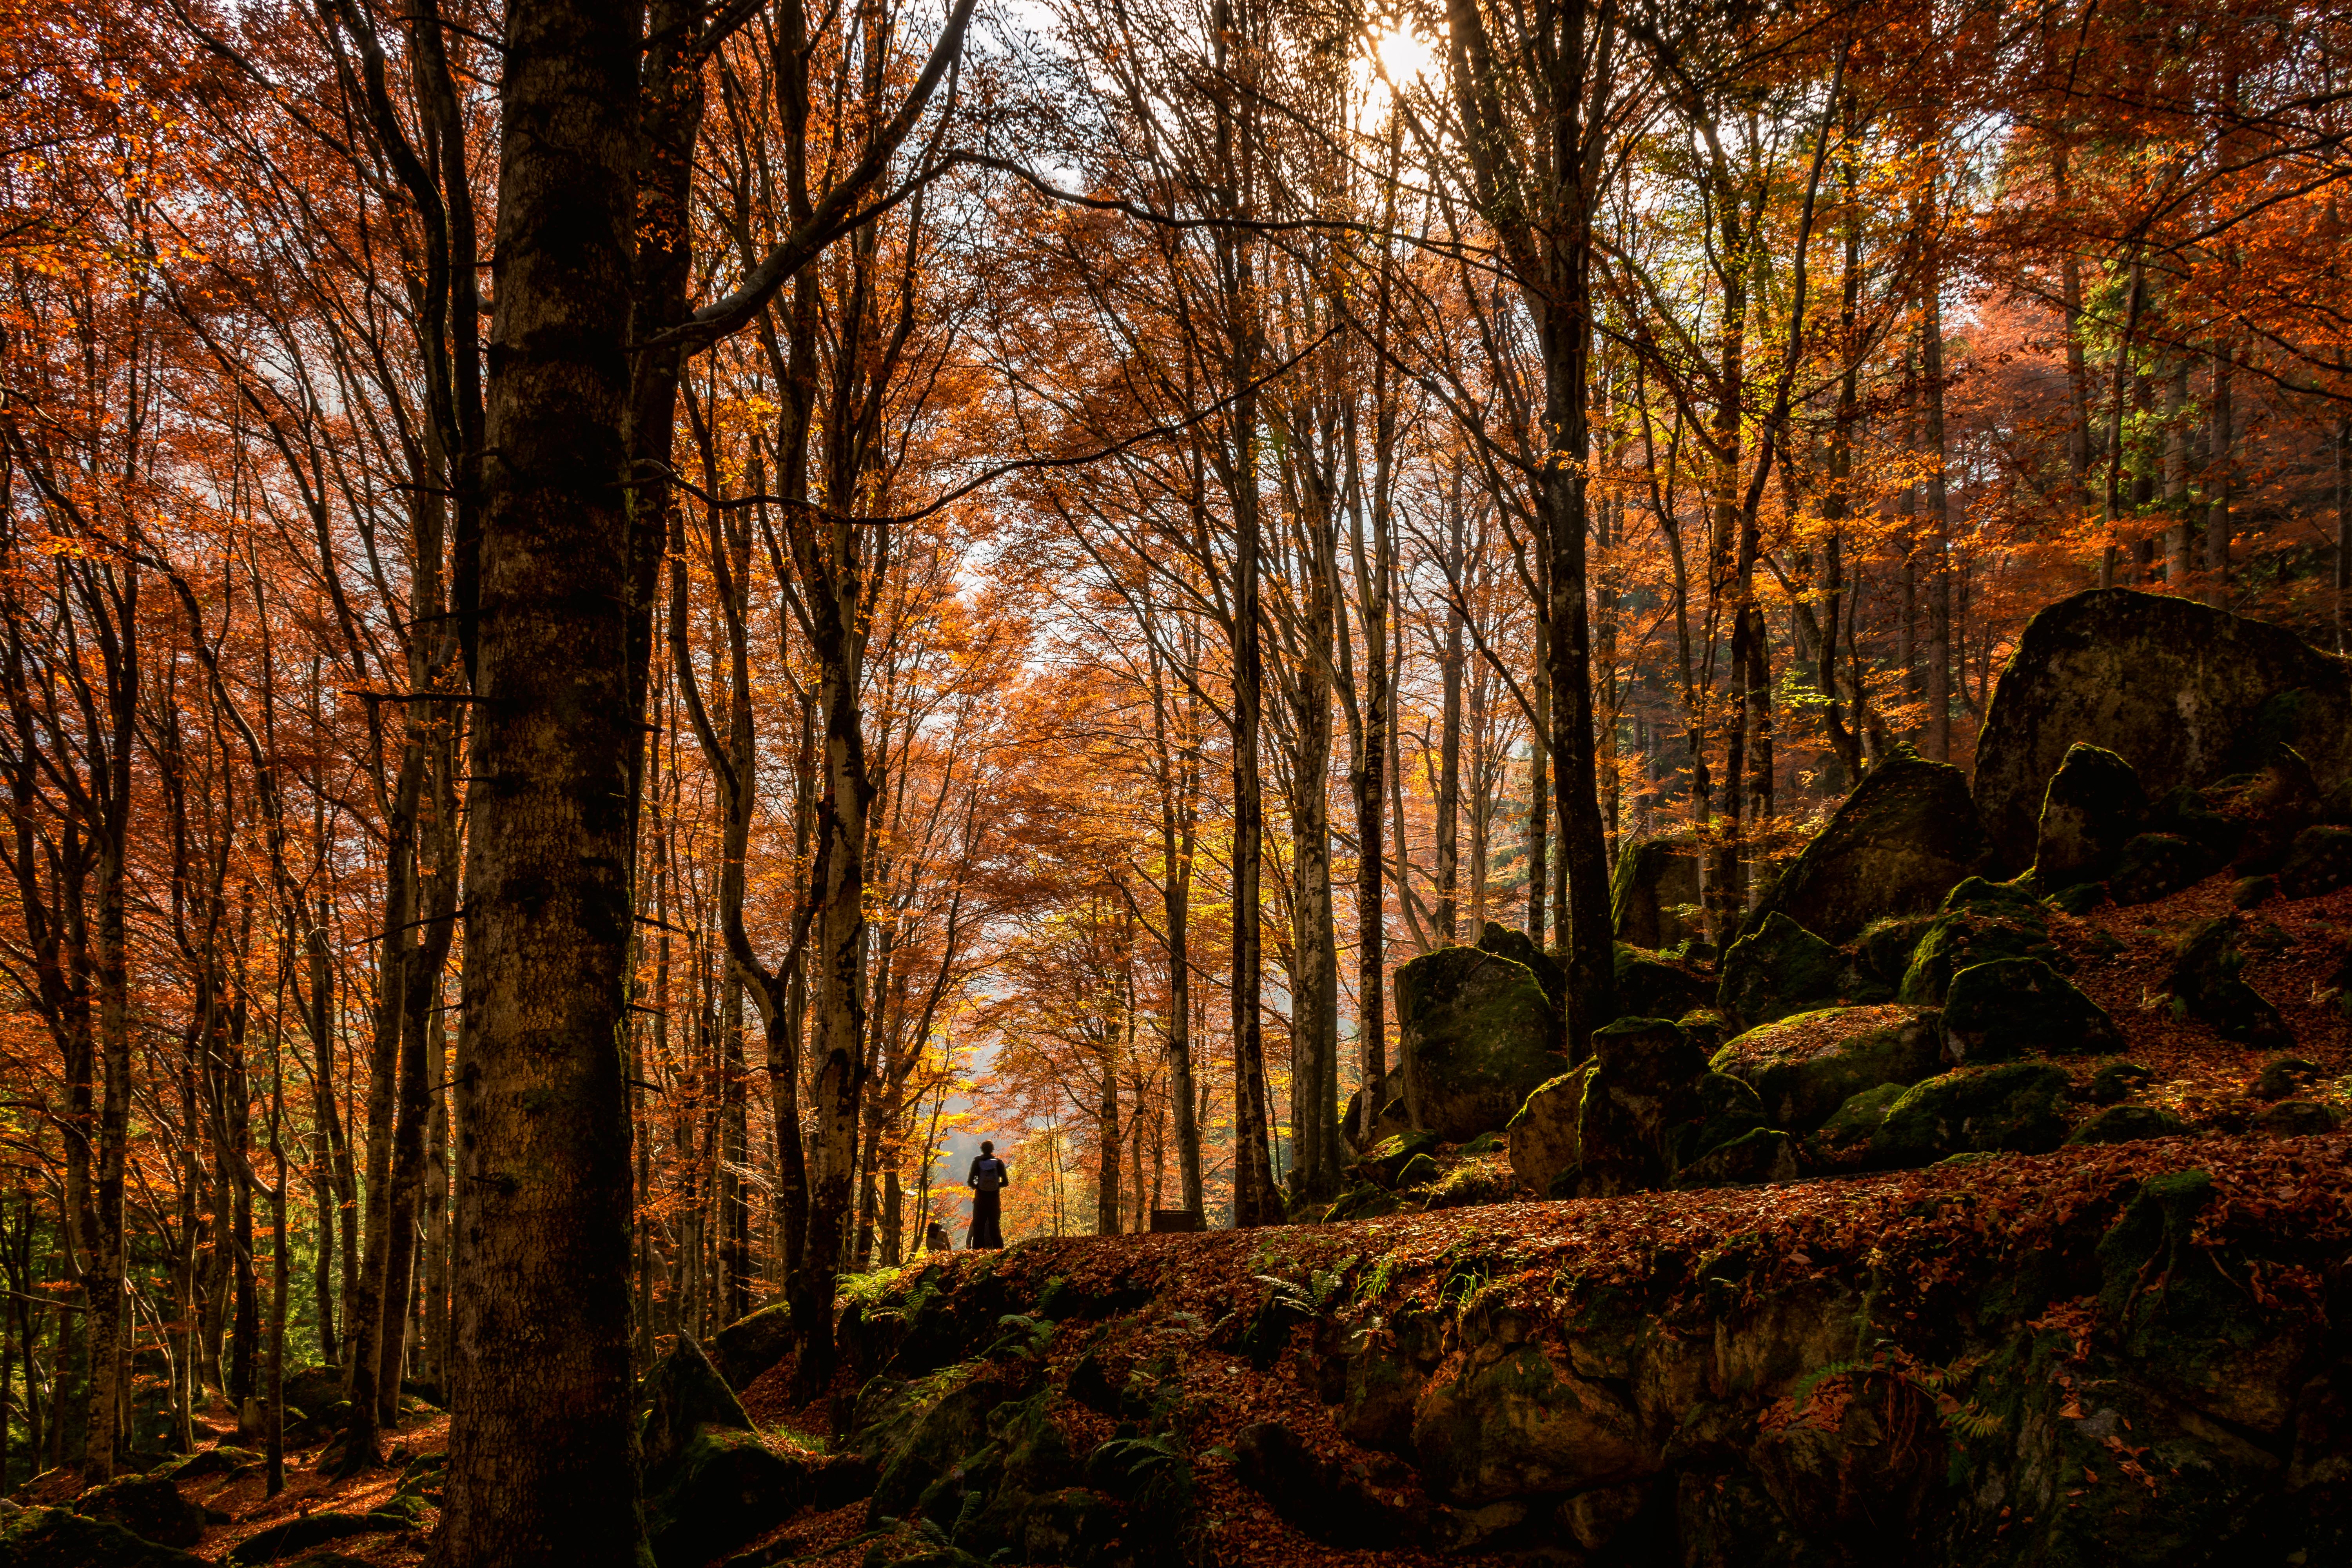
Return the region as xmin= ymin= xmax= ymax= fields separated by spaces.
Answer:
xmin=967 ymin=1141 xmax=1010 ymax=1249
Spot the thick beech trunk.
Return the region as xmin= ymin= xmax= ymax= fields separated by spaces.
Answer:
xmin=438 ymin=0 xmax=643 ymax=1557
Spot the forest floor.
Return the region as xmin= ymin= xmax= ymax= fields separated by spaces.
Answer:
xmin=44 ymin=874 xmax=2351 ymax=1567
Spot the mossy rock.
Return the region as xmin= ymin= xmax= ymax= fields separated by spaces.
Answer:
xmin=1869 ymin=1063 xmax=2068 ymax=1167
xmin=1350 ymin=1128 xmax=1439 ymax=1190
xmin=1664 ymin=1071 xmax=1771 ymax=1171
xmin=639 ymin=1332 xmax=752 ymax=1478
xmin=1854 ymin=915 xmax=1935 ymax=989
xmin=1612 ymin=945 xmax=1710 ymax=1024
xmin=1394 ymin=1153 xmax=1441 ymax=1191
xmin=1742 ymin=750 xmax=1997 ymax=944
xmin=2087 ymin=1060 xmax=2153 ymax=1105
xmin=708 ymin=1298 xmax=796 ymax=1392
xmin=1815 ymin=1082 xmax=1907 ymax=1151
xmin=2204 ymin=746 xmax=2322 ymax=873
xmin=2278 ymin=824 xmax=2352 ymax=899
xmin=1939 ymin=874 xmax=2044 ymax=914
xmin=1392 ymin=946 xmax=1568 ymax=1141
xmin=1459 ymin=1131 xmax=1502 ymax=1156
xmin=644 ymin=1425 xmax=819 ymax=1568
xmin=1718 ymin=913 xmax=1880 ymax=1032
xmin=0 ymin=1508 xmax=205 ymax=1568
xmin=227 ymin=1512 xmax=403 ymax=1566
xmin=1610 ymin=835 xmax=1701 ymax=949
xmin=280 ymin=1365 xmax=344 ymax=1419
xmin=1669 ymin=1127 xmax=1797 ymax=1190
xmin=1569 ymin=1018 xmax=1710 ymax=1197
xmin=1320 ymin=1184 xmax=1401 ymax=1224
xmin=1505 ymin=1067 xmax=1591 ymax=1198
xmin=1939 ymin=957 xmax=2122 ymax=1063
xmin=2031 ymin=742 xmax=2148 ymax=889
xmin=2252 ymin=1055 xmax=2320 ymax=1100
xmin=1895 ymin=906 xmax=2060 ymax=1006
xmin=74 ymin=1477 xmax=202 ymax=1551
xmin=2167 ymin=915 xmax=2293 ymax=1050
xmin=2109 ymin=831 xmax=2218 ymax=906
xmin=1975 ymin=588 xmax=2352 ymax=865
xmin=1475 ymin=922 xmax=1566 ymax=1019
xmin=1674 ymin=1008 xmax=1729 ymax=1055
xmin=1710 ymin=1004 xmax=1943 ymax=1131
xmin=2047 ymin=881 xmax=2109 ymax=915
xmin=2067 ymin=1103 xmax=2189 ymax=1144
xmin=2251 ymin=1099 xmax=2340 ymax=1137
xmin=153 ymin=1446 xmax=259 ymax=1484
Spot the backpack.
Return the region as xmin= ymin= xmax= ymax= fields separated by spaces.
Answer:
xmin=972 ymin=1157 xmax=1004 ymax=1192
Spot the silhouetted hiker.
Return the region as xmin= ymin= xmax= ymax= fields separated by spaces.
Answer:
xmin=967 ymin=1140 xmax=1010 ymax=1249
xmin=925 ymin=1220 xmax=951 ymax=1253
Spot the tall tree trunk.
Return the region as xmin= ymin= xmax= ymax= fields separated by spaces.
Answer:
xmin=439 ymin=0 xmax=644 ymax=1554
xmin=1921 ymin=282 xmax=1952 ymax=762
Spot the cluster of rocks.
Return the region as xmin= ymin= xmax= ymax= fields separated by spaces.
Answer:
xmin=1327 ymin=590 xmax=2352 ymax=1218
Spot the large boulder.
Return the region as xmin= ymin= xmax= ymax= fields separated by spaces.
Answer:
xmin=74 ymin=1477 xmax=203 ymax=1550
xmin=1717 ymin=914 xmax=1885 ymax=1031
xmin=1393 ymin=946 xmax=1568 ymax=1142
xmin=1975 ymin=589 xmax=2352 ymax=865
xmin=1610 ymin=836 xmax=1702 ymax=949
xmin=2031 ymin=743 xmax=2147 ymax=889
xmin=1896 ymin=905 xmax=2062 ymax=1007
xmin=1566 ymin=1018 xmax=1712 ymax=1197
xmin=1938 ymin=958 xmax=2123 ymax=1063
xmin=637 ymin=1333 xmax=822 ymax=1568
xmin=1505 ymin=1068 xmax=1592 ymax=1198
xmin=709 ymin=1299 xmax=795 ymax=1392
xmin=2278 ymin=824 xmax=2352 ymax=899
xmin=1709 ymin=1005 xmax=1944 ymax=1131
xmin=1613 ymin=946 xmax=1711 ymax=1022
xmin=1473 ymin=922 xmax=1564 ymax=1017
xmin=2166 ymin=916 xmax=2293 ymax=1050
xmin=1869 ymin=1063 xmax=2068 ymax=1167
xmin=2107 ymin=831 xmax=2218 ymax=907
xmin=0 ymin=1508 xmax=204 ymax=1568
xmin=1741 ymin=751 xmax=1998 ymax=942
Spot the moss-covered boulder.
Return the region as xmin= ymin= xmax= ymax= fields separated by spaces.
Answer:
xmin=73 ymin=1477 xmax=202 ymax=1551
xmin=2087 ymin=1059 xmax=2153 ymax=1104
xmin=1974 ymin=588 xmax=2352 ymax=865
xmin=1613 ymin=946 xmax=1710 ymax=1023
xmin=1869 ymin=1063 xmax=2068 ymax=1167
xmin=2031 ymin=742 xmax=2148 ymax=888
xmin=2202 ymin=746 xmax=2322 ymax=874
xmin=1394 ymin=1152 xmax=1441 ymax=1191
xmin=0 ymin=1508 xmax=204 ymax=1568
xmin=1853 ymin=915 xmax=1935 ymax=990
xmin=708 ymin=1297 xmax=795 ymax=1392
xmin=643 ymin=1426 xmax=820 ymax=1568
xmin=1392 ymin=946 xmax=1568 ymax=1141
xmin=1610 ymin=835 xmax=1702 ymax=949
xmin=1895 ymin=906 xmax=2062 ymax=1007
xmin=1567 ymin=1018 xmax=1709 ymax=1197
xmin=639 ymin=1332 xmax=751 ymax=1477
xmin=2107 ymin=831 xmax=2217 ymax=906
xmin=1710 ymin=1005 xmax=1944 ymax=1131
xmin=1718 ymin=913 xmax=1883 ymax=1031
xmin=1504 ymin=1068 xmax=1591 ymax=1198
xmin=1938 ymin=957 xmax=2123 ymax=1063
xmin=1814 ymin=1082 xmax=1907 ymax=1152
xmin=2067 ymin=1104 xmax=2189 ymax=1144
xmin=1670 ymin=1127 xmax=1798 ymax=1190
xmin=2167 ymin=915 xmax=2293 ymax=1049
xmin=1351 ymin=1128 xmax=1439 ymax=1190
xmin=1473 ymin=922 xmax=1565 ymax=1019
xmin=2252 ymin=1099 xmax=2340 ymax=1137
xmin=1664 ymin=1072 xmax=1772 ymax=1171
xmin=1742 ymin=751 xmax=1997 ymax=943
xmin=2278 ymin=823 xmax=2352 ymax=899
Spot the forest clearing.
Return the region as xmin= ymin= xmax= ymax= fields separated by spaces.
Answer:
xmin=0 ymin=0 xmax=2348 ymax=1560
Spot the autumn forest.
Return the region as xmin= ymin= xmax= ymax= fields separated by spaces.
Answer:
xmin=3 ymin=0 xmax=2350 ymax=1558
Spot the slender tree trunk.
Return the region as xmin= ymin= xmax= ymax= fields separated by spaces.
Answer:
xmin=1921 ymin=284 xmax=1952 ymax=762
